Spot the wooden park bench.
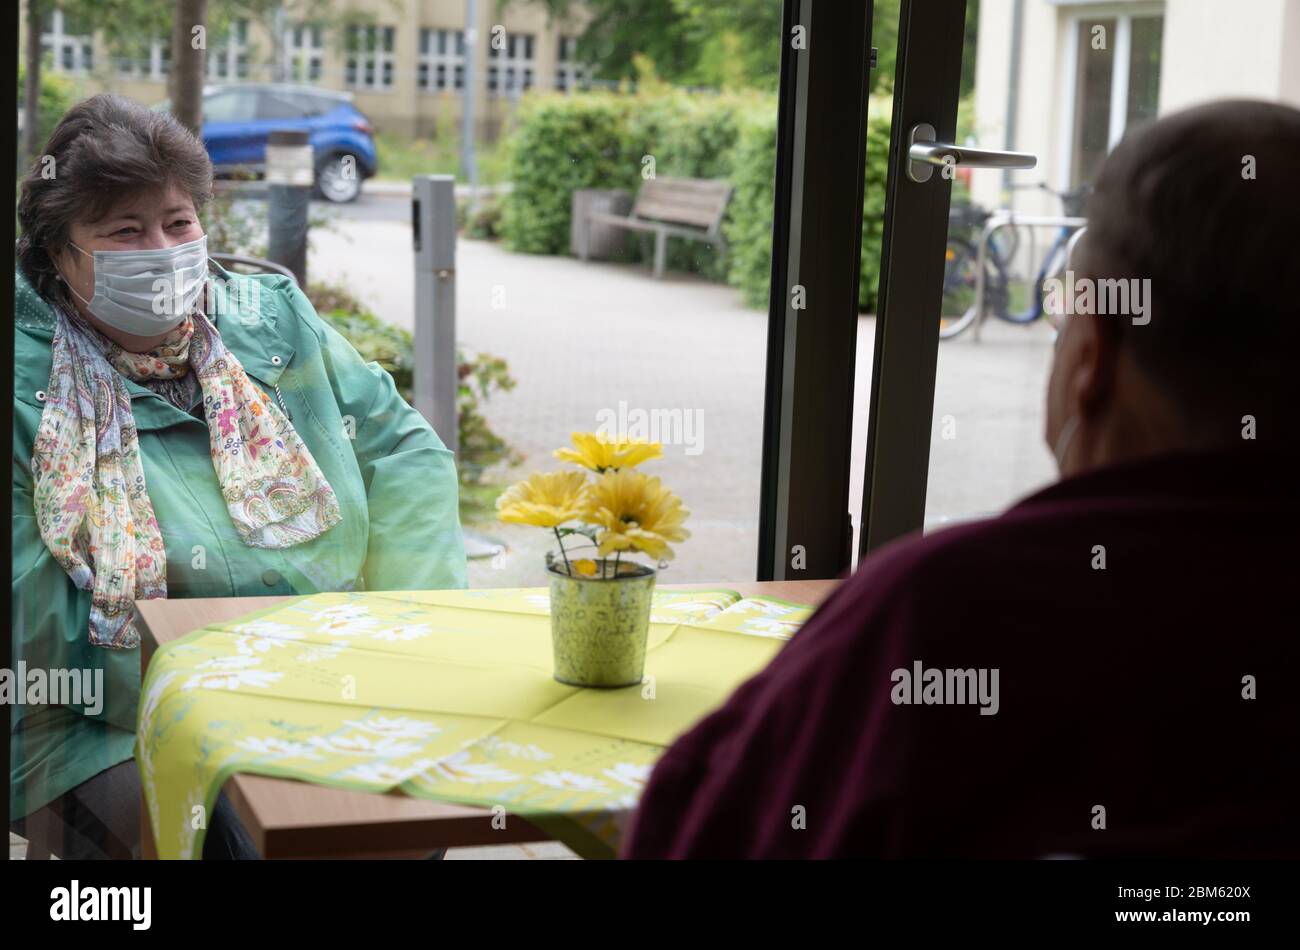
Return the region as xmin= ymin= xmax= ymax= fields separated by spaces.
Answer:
xmin=581 ymin=177 xmax=733 ymax=279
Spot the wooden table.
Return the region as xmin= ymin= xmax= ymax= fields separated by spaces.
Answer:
xmin=136 ymin=579 xmax=840 ymax=859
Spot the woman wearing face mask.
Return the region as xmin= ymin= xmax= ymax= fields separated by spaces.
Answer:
xmin=10 ymin=94 xmax=467 ymax=859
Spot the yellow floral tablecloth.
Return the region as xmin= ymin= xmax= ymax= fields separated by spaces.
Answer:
xmin=136 ymin=586 xmax=814 ymax=859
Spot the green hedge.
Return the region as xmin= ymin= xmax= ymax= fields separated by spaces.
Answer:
xmin=500 ymin=91 xmax=894 ymax=312
xmin=724 ymin=114 xmax=779 ymax=307
xmin=16 ymin=63 xmax=76 ymax=159
xmin=500 ymin=95 xmax=634 ymax=256
xmin=860 ymin=114 xmax=892 ymax=313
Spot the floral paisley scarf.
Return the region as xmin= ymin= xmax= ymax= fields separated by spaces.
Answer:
xmin=32 ymin=293 xmax=342 ymax=649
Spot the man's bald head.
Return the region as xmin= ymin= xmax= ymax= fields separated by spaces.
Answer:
xmin=1078 ymin=99 xmax=1300 ymax=436
xmin=1047 ymin=100 xmax=1300 ymax=475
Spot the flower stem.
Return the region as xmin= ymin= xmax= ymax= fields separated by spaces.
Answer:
xmin=553 ymin=527 xmax=572 ymax=576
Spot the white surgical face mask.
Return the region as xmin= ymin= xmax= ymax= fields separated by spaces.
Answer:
xmin=61 ymin=234 xmax=209 ymax=335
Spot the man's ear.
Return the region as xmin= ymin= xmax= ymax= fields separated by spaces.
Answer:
xmin=1072 ymin=312 xmax=1123 ymax=418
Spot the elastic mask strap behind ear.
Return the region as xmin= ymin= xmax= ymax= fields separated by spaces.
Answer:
xmin=62 ymin=279 xmax=94 ymax=309
xmin=54 ymin=244 xmax=95 ymax=308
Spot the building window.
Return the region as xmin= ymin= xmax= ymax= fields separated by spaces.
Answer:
xmin=556 ymin=35 xmax=587 ymax=92
xmin=42 ymin=9 xmax=94 ymax=75
xmin=1065 ymin=12 xmax=1164 ymax=186
xmin=285 ymin=23 xmax=325 ymax=83
xmin=419 ymin=28 xmax=466 ymax=92
xmin=346 ymin=24 xmax=395 ymax=90
xmin=116 ymin=38 xmax=170 ymax=81
xmin=206 ymin=18 xmax=250 ymax=80
xmin=343 ymin=25 xmax=392 ymax=90
xmin=487 ymin=33 xmax=535 ymax=97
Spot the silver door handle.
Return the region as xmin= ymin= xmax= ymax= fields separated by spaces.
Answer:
xmin=906 ymin=122 xmax=1037 ymax=183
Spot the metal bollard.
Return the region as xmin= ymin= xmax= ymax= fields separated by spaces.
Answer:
xmin=266 ymin=129 xmax=313 ymax=287
xmin=412 ymin=174 xmax=459 ymax=452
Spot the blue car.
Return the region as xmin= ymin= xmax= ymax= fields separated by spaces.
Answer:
xmin=201 ymin=83 xmax=378 ymax=203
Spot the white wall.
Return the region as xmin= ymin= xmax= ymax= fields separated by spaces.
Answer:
xmin=1159 ymin=0 xmax=1299 ymax=111
xmin=971 ymin=0 xmax=1075 ymax=217
xmin=1282 ymin=0 xmax=1300 ymax=105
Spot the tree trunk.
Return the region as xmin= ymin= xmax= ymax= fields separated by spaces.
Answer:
xmin=24 ymin=0 xmax=44 ymax=162
xmin=169 ymin=0 xmax=209 ymax=137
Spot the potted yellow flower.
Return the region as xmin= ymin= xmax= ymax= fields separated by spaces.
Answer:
xmin=496 ymin=432 xmax=690 ymax=687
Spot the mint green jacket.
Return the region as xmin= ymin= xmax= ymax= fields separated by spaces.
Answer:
xmin=10 ymin=264 xmax=467 ymax=821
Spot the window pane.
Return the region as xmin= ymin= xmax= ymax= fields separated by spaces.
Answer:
xmin=204 ymin=89 xmax=257 ymax=122
xmin=1126 ymin=16 xmax=1164 ymax=128
xmin=1071 ymin=18 xmax=1117 ymax=187
xmin=257 ymin=91 xmax=303 ymax=120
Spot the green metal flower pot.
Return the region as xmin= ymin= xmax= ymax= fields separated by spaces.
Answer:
xmin=547 ymin=559 xmax=656 ymax=688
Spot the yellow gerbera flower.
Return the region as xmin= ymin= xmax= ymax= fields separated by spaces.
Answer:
xmin=553 ymin=432 xmax=663 ymax=473
xmin=496 ymin=471 xmax=590 ymax=528
xmin=584 ymin=469 xmax=691 ymax=561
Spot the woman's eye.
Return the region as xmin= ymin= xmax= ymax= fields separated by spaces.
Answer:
xmin=170 ymin=219 xmax=192 ymax=229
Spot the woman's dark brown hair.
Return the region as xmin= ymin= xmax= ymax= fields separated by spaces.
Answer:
xmin=16 ymin=93 xmax=214 ymax=302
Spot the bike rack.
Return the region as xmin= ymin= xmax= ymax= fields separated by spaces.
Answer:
xmin=971 ymin=212 xmax=1088 ymax=342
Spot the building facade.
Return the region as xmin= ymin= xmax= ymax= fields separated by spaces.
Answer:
xmin=20 ymin=0 xmax=593 ymax=139
xmin=970 ymin=0 xmax=1300 ymax=213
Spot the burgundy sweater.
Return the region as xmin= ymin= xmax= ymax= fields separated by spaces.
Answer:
xmin=622 ymin=450 xmax=1300 ymax=858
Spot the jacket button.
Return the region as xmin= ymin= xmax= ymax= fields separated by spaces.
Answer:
xmin=35 ymin=390 xmax=47 ymax=402
xmin=271 ymin=355 xmax=282 ymax=366
xmin=261 ymin=569 xmax=282 ymax=587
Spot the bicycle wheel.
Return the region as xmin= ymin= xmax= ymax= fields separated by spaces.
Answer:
xmin=939 ymin=238 xmax=981 ymax=339
xmin=990 ymin=222 xmax=1020 ymax=263
xmin=1039 ymin=232 xmax=1074 ymax=331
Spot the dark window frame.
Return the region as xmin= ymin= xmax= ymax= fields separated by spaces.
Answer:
xmin=3 ymin=0 xmax=16 ymax=851
xmin=856 ymin=0 xmax=967 ymax=556
xmin=757 ymin=0 xmax=875 ymax=580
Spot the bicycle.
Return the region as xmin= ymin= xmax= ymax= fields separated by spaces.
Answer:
xmin=939 ymin=183 xmax=1090 ymax=340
